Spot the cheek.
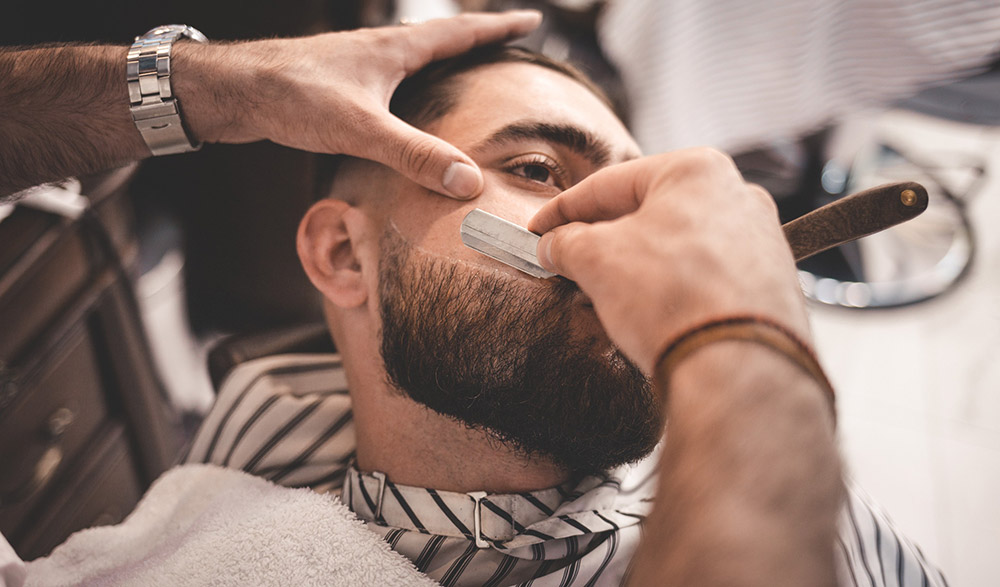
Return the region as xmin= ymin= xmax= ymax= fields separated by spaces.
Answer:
xmin=362 ymin=242 xmax=384 ymax=318
xmin=387 ymin=179 xmax=551 ymax=265
xmin=475 ymin=180 xmax=551 ymax=227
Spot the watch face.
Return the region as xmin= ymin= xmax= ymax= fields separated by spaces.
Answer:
xmin=144 ymin=24 xmax=207 ymax=42
xmin=183 ymin=27 xmax=209 ymax=43
xmin=149 ymin=25 xmax=186 ymax=36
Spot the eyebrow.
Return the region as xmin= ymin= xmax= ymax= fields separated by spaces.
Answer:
xmin=469 ymin=121 xmax=614 ymax=167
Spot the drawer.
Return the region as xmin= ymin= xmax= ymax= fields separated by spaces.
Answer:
xmin=0 ymin=325 xmax=110 ymax=534
xmin=0 ymin=225 xmax=92 ymax=362
xmin=15 ymin=424 xmax=142 ymax=561
xmin=0 ymin=173 xmax=140 ymax=363
xmin=0 ymin=208 xmax=60 ymax=278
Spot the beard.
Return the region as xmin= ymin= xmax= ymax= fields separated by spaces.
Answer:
xmin=378 ymin=228 xmax=662 ymax=475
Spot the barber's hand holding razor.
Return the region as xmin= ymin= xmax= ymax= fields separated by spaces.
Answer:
xmin=528 ymin=147 xmax=810 ymax=373
xmin=0 ymin=11 xmax=541 ymax=198
xmin=532 ymin=148 xmax=841 ymax=587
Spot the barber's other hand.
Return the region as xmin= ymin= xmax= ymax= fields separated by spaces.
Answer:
xmin=528 ymin=148 xmax=810 ymax=373
xmin=174 ymin=11 xmax=541 ymax=199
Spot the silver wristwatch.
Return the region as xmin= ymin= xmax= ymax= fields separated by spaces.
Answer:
xmin=128 ymin=25 xmax=208 ymax=156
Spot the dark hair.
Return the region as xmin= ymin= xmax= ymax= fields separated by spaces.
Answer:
xmin=315 ymin=45 xmax=617 ymax=199
xmin=389 ymin=44 xmax=615 ymax=127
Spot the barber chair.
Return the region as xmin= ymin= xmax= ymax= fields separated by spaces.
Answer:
xmin=206 ymin=322 xmax=335 ymax=391
xmin=0 ymin=168 xmax=185 ymax=560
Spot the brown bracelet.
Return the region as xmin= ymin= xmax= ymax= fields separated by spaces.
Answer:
xmin=656 ymin=316 xmax=836 ymax=417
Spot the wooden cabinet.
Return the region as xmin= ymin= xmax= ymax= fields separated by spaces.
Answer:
xmin=0 ymin=170 xmax=183 ymax=560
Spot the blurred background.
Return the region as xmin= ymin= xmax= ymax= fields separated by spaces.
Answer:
xmin=1 ymin=0 xmax=998 ymax=583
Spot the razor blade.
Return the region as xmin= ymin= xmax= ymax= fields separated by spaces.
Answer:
xmin=460 ymin=209 xmax=556 ymax=279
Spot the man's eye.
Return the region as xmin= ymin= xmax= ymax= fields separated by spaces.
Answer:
xmin=519 ymin=164 xmax=553 ymax=185
xmin=502 ymin=155 xmax=567 ymax=189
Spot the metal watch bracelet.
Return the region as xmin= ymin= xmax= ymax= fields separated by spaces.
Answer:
xmin=127 ymin=25 xmax=208 ymax=156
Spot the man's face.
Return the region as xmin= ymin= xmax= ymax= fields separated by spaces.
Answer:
xmin=374 ymin=62 xmax=661 ymax=474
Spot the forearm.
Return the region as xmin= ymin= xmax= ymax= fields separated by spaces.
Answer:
xmin=0 ymin=45 xmax=149 ymax=198
xmin=0 ymin=39 xmax=285 ymax=200
xmin=0 ymin=12 xmax=546 ymax=201
xmin=629 ymin=342 xmax=843 ymax=587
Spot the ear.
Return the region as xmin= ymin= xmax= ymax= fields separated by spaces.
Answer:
xmin=297 ymin=199 xmax=369 ymax=308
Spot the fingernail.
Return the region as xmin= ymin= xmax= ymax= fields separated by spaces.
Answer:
xmin=511 ymin=9 xmax=543 ymax=24
xmin=538 ymin=234 xmax=553 ymax=270
xmin=442 ymin=162 xmax=482 ymax=199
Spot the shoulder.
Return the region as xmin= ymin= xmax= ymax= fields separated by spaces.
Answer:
xmin=185 ymin=353 xmax=356 ymax=491
xmin=835 ymin=481 xmax=948 ymax=587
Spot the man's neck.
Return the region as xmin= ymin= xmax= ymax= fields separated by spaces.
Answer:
xmin=342 ymin=348 xmax=570 ymax=494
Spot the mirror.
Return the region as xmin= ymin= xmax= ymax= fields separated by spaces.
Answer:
xmin=797 ymin=139 xmax=981 ymax=308
xmin=736 ymin=112 xmax=986 ymax=309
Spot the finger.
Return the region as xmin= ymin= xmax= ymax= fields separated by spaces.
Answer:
xmin=360 ymin=111 xmax=484 ymax=199
xmin=401 ymin=10 xmax=543 ymax=71
xmin=528 ymin=158 xmax=652 ymax=234
xmin=536 ymin=221 xmax=599 ymax=282
xmin=529 ymin=148 xmax=747 ymax=233
xmin=747 ymin=182 xmax=780 ymax=216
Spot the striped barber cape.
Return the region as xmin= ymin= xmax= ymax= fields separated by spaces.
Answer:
xmin=187 ymin=353 xmax=947 ymax=586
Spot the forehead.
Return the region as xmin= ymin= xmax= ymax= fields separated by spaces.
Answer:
xmin=430 ymin=61 xmax=638 ymax=158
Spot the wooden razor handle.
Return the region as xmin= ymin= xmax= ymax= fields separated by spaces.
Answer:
xmin=782 ymin=181 xmax=929 ymax=262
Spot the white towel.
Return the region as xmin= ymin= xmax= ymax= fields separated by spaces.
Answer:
xmin=1 ymin=531 xmax=26 ymax=587
xmin=24 ymin=464 xmax=436 ymax=587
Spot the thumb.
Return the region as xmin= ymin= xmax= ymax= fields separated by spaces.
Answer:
xmin=537 ymin=221 xmax=600 ymax=283
xmin=367 ymin=113 xmax=484 ymax=200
